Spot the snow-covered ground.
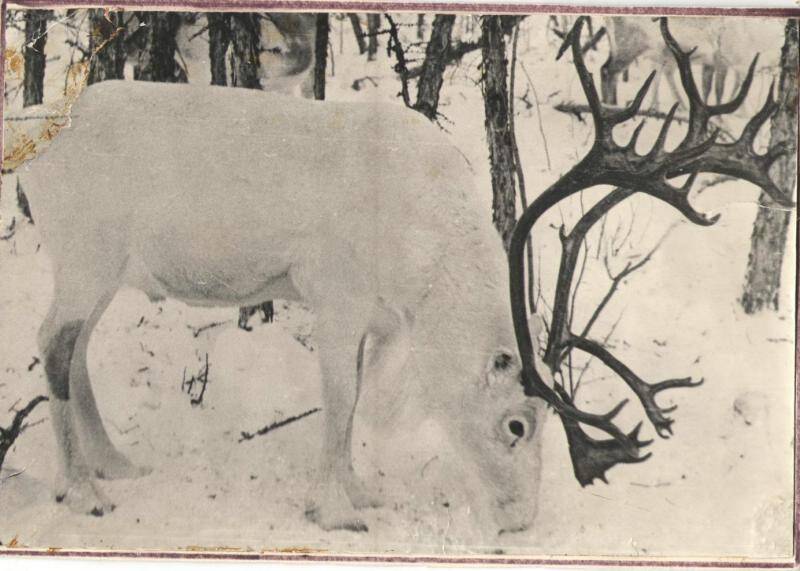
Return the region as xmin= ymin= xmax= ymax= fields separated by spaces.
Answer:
xmin=0 ymin=12 xmax=795 ymax=560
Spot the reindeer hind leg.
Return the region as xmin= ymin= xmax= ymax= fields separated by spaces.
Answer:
xmin=39 ymin=295 xmax=113 ymax=516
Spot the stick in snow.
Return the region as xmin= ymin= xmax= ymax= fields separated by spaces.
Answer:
xmin=238 ymin=408 xmax=321 ymax=442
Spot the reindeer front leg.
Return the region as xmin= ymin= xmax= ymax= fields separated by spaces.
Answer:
xmin=304 ymin=303 xmax=384 ymax=532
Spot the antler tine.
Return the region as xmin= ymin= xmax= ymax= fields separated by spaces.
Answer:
xmin=562 ymin=16 xmax=606 ymax=138
xmin=555 ymin=16 xmax=582 ymax=61
xmin=626 ymin=120 xmax=648 ymax=151
xmin=709 ymin=54 xmax=759 ymax=117
xmin=646 ymin=102 xmax=680 ymax=160
xmin=560 ymin=417 xmax=653 ymax=486
xmin=566 ymin=336 xmax=704 ymax=439
xmin=740 ymin=81 xmax=778 ymax=145
xmin=609 ymin=71 xmax=657 ymax=125
xmin=650 ymin=175 xmax=721 ymax=226
xmin=660 ymin=18 xmax=705 ymax=113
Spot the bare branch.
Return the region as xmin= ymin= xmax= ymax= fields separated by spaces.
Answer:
xmin=0 ymin=395 xmax=48 ymax=472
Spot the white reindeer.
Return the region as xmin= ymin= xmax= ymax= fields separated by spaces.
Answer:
xmin=21 ymin=80 xmax=550 ymax=533
xmin=601 ymin=16 xmax=781 ymax=108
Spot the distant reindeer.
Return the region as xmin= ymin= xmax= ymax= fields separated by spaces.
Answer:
xmin=600 ymin=17 xmax=780 ymax=108
xmin=21 ymin=16 xmax=790 ymax=535
xmin=173 ymin=12 xmax=317 ymax=95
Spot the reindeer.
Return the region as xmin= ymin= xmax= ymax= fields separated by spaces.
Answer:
xmin=171 ymin=12 xmax=317 ymax=95
xmin=18 ymin=16 xmax=791 ymax=535
xmin=21 ymin=80 xmax=551 ymax=533
xmin=599 ymin=16 xmax=781 ymax=108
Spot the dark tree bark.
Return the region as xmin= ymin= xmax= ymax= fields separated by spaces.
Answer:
xmin=133 ymin=12 xmax=186 ymax=83
xmin=23 ymin=10 xmax=49 ymax=107
xmin=367 ymin=13 xmax=380 ymax=61
xmin=740 ymin=19 xmax=798 ymax=313
xmin=229 ymin=13 xmax=262 ymax=89
xmin=417 ymin=14 xmax=426 ymax=40
xmin=481 ymin=16 xmax=516 ymax=250
xmin=207 ymin=13 xmax=231 ymax=86
xmin=413 ymin=14 xmax=455 ymax=120
xmin=347 ymin=13 xmax=367 ymax=54
xmin=313 ymin=14 xmax=329 ymax=100
xmin=87 ymin=9 xmax=127 ymax=85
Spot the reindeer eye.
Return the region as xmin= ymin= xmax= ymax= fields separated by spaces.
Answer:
xmin=508 ymin=420 xmax=525 ymax=438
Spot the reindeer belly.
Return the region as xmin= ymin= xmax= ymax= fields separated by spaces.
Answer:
xmin=126 ymin=196 xmax=303 ymax=307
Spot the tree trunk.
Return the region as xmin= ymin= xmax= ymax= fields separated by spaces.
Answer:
xmin=740 ymin=19 xmax=798 ymax=314
xmin=227 ymin=12 xmax=268 ymax=328
xmin=347 ymin=13 xmax=367 ymax=54
xmin=207 ymin=13 xmax=230 ymax=86
xmin=313 ymin=14 xmax=329 ymax=100
xmin=87 ymin=9 xmax=127 ymax=85
xmin=133 ymin=12 xmax=186 ymax=83
xmin=417 ymin=14 xmax=426 ymax=40
xmin=481 ymin=16 xmax=516 ymax=251
xmin=367 ymin=14 xmax=380 ymax=61
xmin=414 ymin=14 xmax=455 ymax=121
xmin=229 ymin=13 xmax=261 ymax=89
xmin=23 ymin=10 xmax=49 ymax=107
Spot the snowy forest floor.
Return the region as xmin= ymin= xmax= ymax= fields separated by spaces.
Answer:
xmin=0 ymin=12 xmax=796 ymax=560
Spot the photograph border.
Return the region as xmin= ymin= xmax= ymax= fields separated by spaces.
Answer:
xmin=0 ymin=1 xmax=797 ymax=566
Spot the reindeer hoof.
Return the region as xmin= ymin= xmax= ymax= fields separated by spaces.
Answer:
xmin=55 ymin=476 xmax=115 ymax=517
xmin=305 ymin=486 xmax=370 ymax=532
xmin=305 ymin=506 xmax=369 ymax=532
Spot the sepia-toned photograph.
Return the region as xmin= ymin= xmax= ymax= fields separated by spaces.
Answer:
xmin=0 ymin=3 xmax=796 ymax=564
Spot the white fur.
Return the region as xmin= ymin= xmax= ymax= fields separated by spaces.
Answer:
xmin=23 ymin=81 xmax=548 ymax=533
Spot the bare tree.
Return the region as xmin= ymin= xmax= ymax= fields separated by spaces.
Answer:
xmin=347 ymin=13 xmax=367 ymax=54
xmin=87 ymin=9 xmax=127 ymax=85
xmin=313 ymin=14 xmax=329 ymax=100
xmin=229 ymin=13 xmax=262 ymax=89
xmin=22 ymin=10 xmax=50 ymax=107
xmin=414 ymin=15 xmax=455 ymax=120
xmin=508 ymin=18 xmax=792 ymax=484
xmin=207 ymin=13 xmax=230 ymax=86
xmin=740 ymin=19 xmax=798 ymax=314
xmin=367 ymin=13 xmax=380 ymax=61
xmin=133 ymin=12 xmax=186 ymax=83
xmin=481 ymin=16 xmax=517 ymax=251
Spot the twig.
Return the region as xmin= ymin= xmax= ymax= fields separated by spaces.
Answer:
xmin=519 ymin=61 xmax=552 ymax=170
xmin=580 ymin=222 xmax=678 ymax=341
xmin=239 ymin=407 xmax=321 ymax=442
xmin=187 ymin=320 xmax=228 ymax=338
xmin=0 ymin=396 xmax=48 ymax=472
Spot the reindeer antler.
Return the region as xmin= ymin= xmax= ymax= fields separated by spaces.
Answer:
xmin=510 ymin=16 xmax=794 ymax=485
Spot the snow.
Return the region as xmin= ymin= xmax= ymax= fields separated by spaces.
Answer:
xmin=0 ymin=12 xmax=795 ymax=560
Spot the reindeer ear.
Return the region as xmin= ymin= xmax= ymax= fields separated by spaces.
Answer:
xmin=485 ymin=348 xmax=521 ymax=388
